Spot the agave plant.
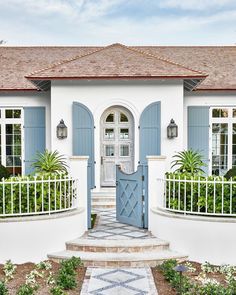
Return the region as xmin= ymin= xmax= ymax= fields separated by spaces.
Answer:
xmin=171 ymin=150 xmax=206 ymax=175
xmin=32 ymin=150 xmax=68 ymax=174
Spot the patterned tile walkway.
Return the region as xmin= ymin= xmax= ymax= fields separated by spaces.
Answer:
xmin=81 ymin=267 xmax=158 ymax=295
xmin=88 ymin=209 xmax=153 ymax=240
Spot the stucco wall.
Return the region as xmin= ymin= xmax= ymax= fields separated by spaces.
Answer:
xmin=51 ymin=79 xmax=184 ymax=188
xmin=150 ymin=207 xmax=236 ymax=265
xmin=0 ymin=208 xmax=86 ymax=263
xmin=184 ymin=91 xmax=236 ymax=149
xmin=0 ymin=91 xmax=51 ymax=149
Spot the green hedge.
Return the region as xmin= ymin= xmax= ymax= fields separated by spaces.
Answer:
xmin=0 ymin=173 xmax=75 ymax=216
xmin=166 ymin=173 xmax=236 ymax=215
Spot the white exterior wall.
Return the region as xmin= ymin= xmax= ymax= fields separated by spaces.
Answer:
xmin=184 ymin=91 xmax=236 ymax=148
xmin=0 ymin=91 xmax=51 ymax=149
xmin=51 ymin=80 xmax=184 ymax=188
xmin=0 ymin=209 xmax=86 ymax=263
xmin=150 ymin=207 xmax=236 ymax=265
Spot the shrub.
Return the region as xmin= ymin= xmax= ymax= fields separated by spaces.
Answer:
xmin=32 ymin=150 xmax=68 ymax=174
xmin=171 ymin=150 xmax=206 ymax=175
xmin=0 ymin=281 xmax=8 ymax=295
xmin=0 ymin=173 xmax=75 ymax=216
xmin=56 ymin=257 xmax=83 ymax=290
xmin=50 ymin=286 xmax=66 ymax=295
xmin=3 ymin=260 xmax=17 ymax=281
xmin=166 ymin=173 xmax=236 ymax=214
xmin=0 ymin=165 xmax=10 ymax=180
xmin=16 ymin=284 xmax=36 ymax=295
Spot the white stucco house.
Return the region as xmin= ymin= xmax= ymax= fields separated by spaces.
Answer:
xmin=1 ymin=43 xmax=235 ymax=181
xmin=1 ymin=43 xmax=236 ymax=264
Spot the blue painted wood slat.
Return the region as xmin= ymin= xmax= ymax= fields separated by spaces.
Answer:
xmin=139 ymin=102 xmax=161 ymax=165
xmin=188 ymin=106 xmax=210 ymax=174
xmin=24 ymin=107 xmax=46 ymax=175
xmin=72 ymin=102 xmax=94 ymax=229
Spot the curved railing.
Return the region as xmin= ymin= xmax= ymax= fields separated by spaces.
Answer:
xmin=0 ymin=175 xmax=78 ymax=217
xmin=160 ymin=175 xmax=236 ymax=217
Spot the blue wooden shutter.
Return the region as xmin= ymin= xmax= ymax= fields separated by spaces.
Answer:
xmin=188 ymin=106 xmax=210 ymax=174
xmin=24 ymin=107 xmax=46 ymax=175
xmin=73 ymin=102 xmax=94 ymax=229
xmin=139 ymin=102 xmax=161 ymax=164
xmin=72 ymin=102 xmax=95 ymax=186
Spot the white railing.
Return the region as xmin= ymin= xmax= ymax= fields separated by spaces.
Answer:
xmin=0 ymin=175 xmax=78 ymax=217
xmin=160 ymin=175 xmax=236 ymax=217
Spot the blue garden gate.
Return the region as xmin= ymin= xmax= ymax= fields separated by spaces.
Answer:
xmin=116 ymin=165 xmax=148 ymax=228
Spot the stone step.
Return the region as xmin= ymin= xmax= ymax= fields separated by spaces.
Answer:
xmin=91 ymin=190 xmax=116 ymax=198
xmin=92 ymin=203 xmax=116 ymax=209
xmin=92 ymin=196 xmax=116 ymax=203
xmin=66 ymin=238 xmax=169 ymax=253
xmin=48 ymin=249 xmax=188 ymax=267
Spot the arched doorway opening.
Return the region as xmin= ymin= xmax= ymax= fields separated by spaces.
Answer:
xmin=100 ymin=106 xmax=134 ymax=187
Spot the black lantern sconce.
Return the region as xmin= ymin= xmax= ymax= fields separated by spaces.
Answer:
xmin=167 ymin=119 xmax=178 ymax=139
xmin=57 ymin=119 xmax=68 ymax=139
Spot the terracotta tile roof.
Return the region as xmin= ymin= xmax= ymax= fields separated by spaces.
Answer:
xmin=137 ymin=46 xmax=236 ymax=90
xmin=26 ymin=43 xmax=206 ymax=80
xmin=0 ymin=46 xmax=99 ymax=90
xmin=0 ymin=44 xmax=236 ymax=91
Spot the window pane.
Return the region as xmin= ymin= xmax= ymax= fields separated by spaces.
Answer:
xmin=105 ymin=145 xmax=115 ymax=156
xmin=104 ymin=128 xmax=114 ymax=139
xmin=120 ymin=128 xmax=129 ymax=139
xmin=212 ymin=123 xmax=228 ymax=175
xmin=120 ymin=113 xmax=128 ymax=122
xmin=106 ymin=113 xmax=114 ymax=122
xmin=5 ymin=109 xmax=21 ymax=119
xmin=233 ymin=109 xmax=236 ymax=118
xmin=5 ymin=110 xmax=13 ymax=118
xmin=3 ymin=121 xmax=22 ymax=176
xmin=6 ymin=125 xmax=13 ymax=134
xmin=120 ymin=145 xmax=129 ymax=156
xmin=212 ymin=108 xmax=228 ymax=118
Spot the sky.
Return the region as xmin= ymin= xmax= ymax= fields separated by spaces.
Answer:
xmin=0 ymin=0 xmax=236 ymax=45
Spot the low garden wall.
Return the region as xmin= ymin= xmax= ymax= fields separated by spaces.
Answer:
xmin=150 ymin=206 xmax=236 ymax=265
xmin=0 ymin=208 xmax=86 ymax=263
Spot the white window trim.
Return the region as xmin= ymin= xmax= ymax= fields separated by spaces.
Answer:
xmin=0 ymin=107 xmax=24 ymax=175
xmin=209 ymin=107 xmax=236 ymax=176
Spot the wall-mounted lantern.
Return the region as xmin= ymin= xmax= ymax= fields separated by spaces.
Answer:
xmin=57 ymin=119 xmax=67 ymax=139
xmin=167 ymin=119 xmax=178 ymax=139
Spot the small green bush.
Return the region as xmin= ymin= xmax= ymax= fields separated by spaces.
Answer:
xmin=16 ymin=284 xmax=35 ymax=295
xmin=56 ymin=257 xmax=83 ymax=290
xmin=50 ymin=286 xmax=66 ymax=295
xmin=0 ymin=165 xmax=10 ymax=180
xmin=0 ymin=281 xmax=8 ymax=295
xmin=224 ymin=168 xmax=236 ymax=180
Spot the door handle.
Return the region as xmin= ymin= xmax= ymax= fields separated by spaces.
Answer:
xmin=101 ymin=156 xmax=103 ymax=165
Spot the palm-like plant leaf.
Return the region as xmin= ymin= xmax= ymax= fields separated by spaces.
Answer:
xmin=171 ymin=150 xmax=206 ymax=175
xmin=32 ymin=150 xmax=68 ymax=174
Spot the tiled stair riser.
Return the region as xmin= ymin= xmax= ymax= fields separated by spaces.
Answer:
xmin=66 ymin=244 xmax=169 ymax=253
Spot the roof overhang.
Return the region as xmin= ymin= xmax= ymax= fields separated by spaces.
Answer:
xmin=27 ymin=75 xmax=207 ymax=91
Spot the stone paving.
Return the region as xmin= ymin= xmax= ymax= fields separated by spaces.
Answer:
xmin=81 ymin=267 xmax=158 ymax=295
xmin=80 ymin=209 xmax=158 ymax=294
xmin=88 ymin=209 xmax=154 ymax=240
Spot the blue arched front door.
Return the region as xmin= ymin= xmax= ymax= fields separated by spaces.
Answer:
xmin=73 ymin=102 xmax=94 ymax=228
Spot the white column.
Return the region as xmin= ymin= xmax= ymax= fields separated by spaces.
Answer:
xmin=69 ymin=156 xmax=89 ymax=230
xmin=147 ymin=156 xmax=167 ymax=231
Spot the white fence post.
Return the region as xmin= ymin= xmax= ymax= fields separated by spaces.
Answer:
xmin=147 ymin=155 xmax=167 ymax=231
xmin=69 ymin=156 xmax=89 ymax=230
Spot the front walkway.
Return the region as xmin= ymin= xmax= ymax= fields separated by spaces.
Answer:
xmin=81 ymin=209 xmax=158 ymax=294
xmin=88 ymin=209 xmax=153 ymax=240
xmin=81 ymin=267 xmax=157 ymax=294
